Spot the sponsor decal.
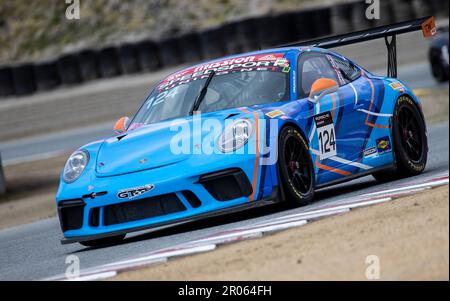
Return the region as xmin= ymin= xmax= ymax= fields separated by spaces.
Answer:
xmin=363 ymin=146 xmax=378 ymax=158
xmin=376 ymin=136 xmax=392 ymax=155
xmin=314 ymin=111 xmax=337 ymax=160
xmin=117 ymin=184 xmax=155 ymax=199
xmin=421 ymin=17 xmax=437 ymax=38
xmin=157 ymin=53 xmax=289 ymax=92
xmin=275 ymin=58 xmax=289 ymax=68
xmin=265 ymin=110 xmax=285 ymax=118
xmin=389 ymin=82 xmax=405 ymax=92
xmin=314 ymin=111 xmax=333 ymax=128
xmin=258 ymin=54 xmax=278 ymax=61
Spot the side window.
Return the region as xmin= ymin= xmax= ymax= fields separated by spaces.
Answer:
xmin=297 ymin=53 xmax=339 ymax=99
xmin=330 ymin=55 xmax=361 ymax=84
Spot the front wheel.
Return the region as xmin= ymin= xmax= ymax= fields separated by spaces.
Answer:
xmin=79 ymin=234 xmax=126 ymax=247
xmin=278 ymin=126 xmax=315 ymax=206
xmin=373 ymin=96 xmax=428 ymax=182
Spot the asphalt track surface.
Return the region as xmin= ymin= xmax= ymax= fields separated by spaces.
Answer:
xmin=0 ymin=121 xmax=447 ymax=280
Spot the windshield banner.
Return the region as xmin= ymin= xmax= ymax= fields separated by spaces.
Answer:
xmin=158 ymin=53 xmax=290 ymax=91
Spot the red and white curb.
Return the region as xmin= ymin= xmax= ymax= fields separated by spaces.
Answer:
xmin=44 ymin=172 xmax=448 ymax=281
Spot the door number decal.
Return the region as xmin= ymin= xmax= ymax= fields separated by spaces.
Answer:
xmin=314 ymin=111 xmax=337 ymax=160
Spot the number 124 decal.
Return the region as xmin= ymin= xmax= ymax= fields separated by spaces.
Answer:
xmin=314 ymin=111 xmax=337 ymax=160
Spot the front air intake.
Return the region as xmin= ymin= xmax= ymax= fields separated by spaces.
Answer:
xmin=103 ymin=193 xmax=186 ymax=226
xmin=199 ymin=168 xmax=252 ymax=201
xmin=58 ymin=199 xmax=85 ymax=232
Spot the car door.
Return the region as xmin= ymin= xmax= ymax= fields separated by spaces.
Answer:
xmin=329 ymin=53 xmax=393 ymax=170
xmin=297 ymin=52 xmax=364 ymax=184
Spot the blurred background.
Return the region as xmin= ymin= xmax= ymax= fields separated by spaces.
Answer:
xmin=0 ymin=0 xmax=448 ymax=228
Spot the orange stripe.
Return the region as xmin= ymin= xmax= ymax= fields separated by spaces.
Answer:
xmin=366 ymin=122 xmax=390 ymax=129
xmin=315 ymin=157 xmax=352 ymax=176
xmin=249 ymin=111 xmax=260 ymax=201
xmin=361 ymin=71 xmax=390 ymax=129
xmin=238 ymin=107 xmax=251 ymax=114
xmin=331 ymin=94 xmax=336 ymax=120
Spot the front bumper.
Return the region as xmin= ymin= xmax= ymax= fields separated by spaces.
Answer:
xmin=60 ymin=186 xmax=280 ymax=244
xmin=56 ymin=152 xmax=278 ymax=244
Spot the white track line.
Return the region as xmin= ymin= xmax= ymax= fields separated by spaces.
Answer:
xmin=185 ymin=232 xmax=263 ymax=247
xmin=191 ymin=220 xmax=308 ymax=245
xmin=102 ymin=244 xmax=216 ymax=268
xmin=361 ymin=179 xmax=448 ymax=197
xmin=43 ymin=258 xmax=166 ymax=281
xmin=64 ymin=271 xmax=117 ymax=281
xmin=252 ymin=208 xmax=350 ymax=227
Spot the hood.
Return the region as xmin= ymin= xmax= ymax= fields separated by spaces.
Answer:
xmin=95 ymin=109 xmax=243 ymax=177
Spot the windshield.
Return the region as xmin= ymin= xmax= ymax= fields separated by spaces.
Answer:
xmin=131 ymin=53 xmax=290 ymax=127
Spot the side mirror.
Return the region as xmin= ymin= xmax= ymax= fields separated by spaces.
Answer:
xmin=113 ymin=116 xmax=130 ymax=134
xmin=309 ymin=78 xmax=339 ymax=103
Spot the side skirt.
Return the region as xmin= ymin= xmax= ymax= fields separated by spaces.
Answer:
xmin=315 ymin=164 xmax=396 ymax=190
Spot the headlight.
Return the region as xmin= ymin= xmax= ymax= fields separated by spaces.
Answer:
xmin=218 ymin=119 xmax=253 ymax=152
xmin=63 ymin=150 xmax=89 ymax=183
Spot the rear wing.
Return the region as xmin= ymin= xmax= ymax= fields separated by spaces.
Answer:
xmin=281 ymin=16 xmax=437 ymax=78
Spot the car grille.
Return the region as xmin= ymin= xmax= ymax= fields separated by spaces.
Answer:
xmin=103 ymin=193 xmax=186 ymax=226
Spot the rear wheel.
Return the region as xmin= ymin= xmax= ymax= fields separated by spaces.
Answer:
xmin=79 ymin=234 xmax=126 ymax=247
xmin=430 ymin=50 xmax=449 ymax=82
xmin=278 ymin=126 xmax=315 ymax=206
xmin=373 ymin=96 xmax=427 ymax=182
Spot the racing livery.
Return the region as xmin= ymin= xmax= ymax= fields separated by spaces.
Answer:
xmin=56 ymin=17 xmax=434 ymax=246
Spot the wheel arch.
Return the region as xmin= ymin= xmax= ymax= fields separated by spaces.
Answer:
xmin=278 ymin=121 xmax=310 ymax=148
xmin=396 ymin=93 xmax=427 ymax=133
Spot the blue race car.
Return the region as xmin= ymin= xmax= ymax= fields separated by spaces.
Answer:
xmin=57 ymin=17 xmax=434 ymax=246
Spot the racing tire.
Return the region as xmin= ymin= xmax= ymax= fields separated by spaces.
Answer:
xmin=373 ymin=96 xmax=428 ymax=182
xmin=430 ymin=52 xmax=449 ymax=82
xmin=79 ymin=234 xmax=126 ymax=247
xmin=278 ymin=126 xmax=315 ymax=206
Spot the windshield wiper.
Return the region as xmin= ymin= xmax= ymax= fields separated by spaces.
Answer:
xmin=190 ymin=70 xmax=216 ymax=115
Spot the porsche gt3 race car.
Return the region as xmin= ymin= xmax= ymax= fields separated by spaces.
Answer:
xmin=57 ymin=17 xmax=435 ymax=246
